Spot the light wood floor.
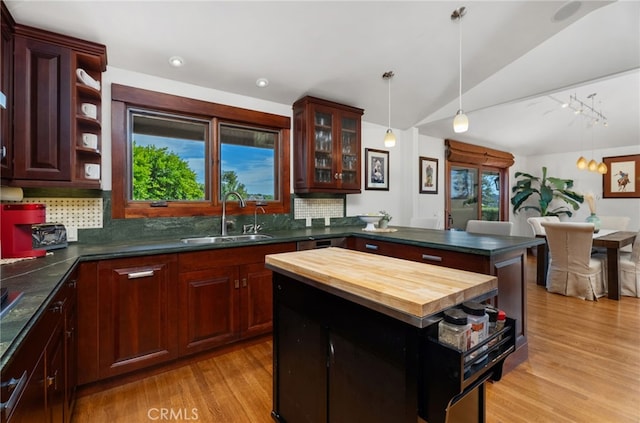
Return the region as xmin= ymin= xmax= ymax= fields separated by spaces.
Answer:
xmin=72 ymin=256 xmax=640 ymax=423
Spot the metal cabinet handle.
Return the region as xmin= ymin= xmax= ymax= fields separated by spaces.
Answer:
xmin=234 ymin=280 xmax=240 ymax=289
xmin=334 ymin=173 xmax=339 ymax=180
xmin=1 ymin=145 xmax=5 ymax=159
xmin=67 ymin=279 xmax=77 ymax=289
xmin=421 ymin=254 xmax=443 ymax=262
xmin=66 ymin=327 xmax=75 ymax=340
xmin=46 ymin=369 xmax=58 ymax=390
xmin=49 ymin=299 xmax=66 ymax=314
xmin=328 ymin=340 xmax=335 ymax=366
xmin=127 ymin=270 xmax=155 ymax=279
xmin=0 ymin=371 xmax=28 ymax=418
xmin=241 ymin=278 xmax=247 ymax=288
xmin=365 ymin=244 xmax=379 ymax=251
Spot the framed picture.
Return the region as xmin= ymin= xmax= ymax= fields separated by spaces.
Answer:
xmin=419 ymin=157 xmax=438 ymax=194
xmin=365 ymin=148 xmax=389 ymax=190
xmin=603 ymin=154 xmax=640 ymax=198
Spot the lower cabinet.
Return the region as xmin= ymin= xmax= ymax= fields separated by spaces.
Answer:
xmin=96 ymin=254 xmax=179 ymax=379
xmin=1 ymin=269 xmax=77 ymax=423
xmin=178 ymin=243 xmax=296 ymax=356
xmin=77 ymin=243 xmax=296 ymax=384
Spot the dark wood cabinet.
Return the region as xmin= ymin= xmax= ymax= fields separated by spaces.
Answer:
xmin=178 ymin=243 xmax=296 ymax=356
xmin=2 ymin=17 xmax=106 ymax=188
xmin=0 ymin=2 xmax=13 ymax=178
xmin=349 ymin=237 xmax=528 ymax=369
xmin=0 ymin=270 xmax=77 ymax=423
xmin=96 ymin=254 xmax=179 ymax=379
xmin=293 ymin=96 xmax=363 ymax=193
xmin=12 ymin=35 xmax=72 ymax=181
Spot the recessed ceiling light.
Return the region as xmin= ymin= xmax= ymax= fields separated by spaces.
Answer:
xmin=256 ymin=78 xmax=269 ymax=88
xmin=169 ymin=56 xmax=184 ymax=67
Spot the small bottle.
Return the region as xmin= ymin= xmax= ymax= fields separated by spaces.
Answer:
xmin=496 ymin=310 xmax=506 ymax=332
xmin=438 ymin=308 xmax=471 ymax=352
xmin=462 ymin=301 xmax=489 ymax=363
xmin=485 ymin=306 xmax=498 ymax=334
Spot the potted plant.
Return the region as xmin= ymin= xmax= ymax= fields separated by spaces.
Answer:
xmin=511 ymin=166 xmax=584 ymax=217
xmin=378 ymin=210 xmax=392 ymax=229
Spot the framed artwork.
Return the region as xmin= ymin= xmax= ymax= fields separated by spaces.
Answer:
xmin=419 ymin=156 xmax=438 ymax=194
xmin=365 ymin=148 xmax=389 ymax=190
xmin=603 ymin=154 xmax=640 ymax=198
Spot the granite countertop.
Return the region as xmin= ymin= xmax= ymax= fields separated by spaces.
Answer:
xmin=0 ymin=225 xmax=542 ymax=368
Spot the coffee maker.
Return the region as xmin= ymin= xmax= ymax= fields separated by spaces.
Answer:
xmin=1 ymin=203 xmax=46 ymax=258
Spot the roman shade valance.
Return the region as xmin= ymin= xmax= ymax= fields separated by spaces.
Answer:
xmin=445 ymin=139 xmax=514 ymax=168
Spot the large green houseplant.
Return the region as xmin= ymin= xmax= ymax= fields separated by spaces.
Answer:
xmin=511 ymin=167 xmax=584 ymax=217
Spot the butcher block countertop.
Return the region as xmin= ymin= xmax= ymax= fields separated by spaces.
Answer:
xmin=265 ymin=247 xmax=498 ymax=327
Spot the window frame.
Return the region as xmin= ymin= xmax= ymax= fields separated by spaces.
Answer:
xmin=111 ymin=84 xmax=290 ymax=219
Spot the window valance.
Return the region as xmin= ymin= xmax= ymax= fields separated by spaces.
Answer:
xmin=445 ymin=139 xmax=514 ymax=168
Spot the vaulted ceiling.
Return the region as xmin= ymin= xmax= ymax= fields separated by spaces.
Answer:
xmin=6 ymin=0 xmax=639 ymax=155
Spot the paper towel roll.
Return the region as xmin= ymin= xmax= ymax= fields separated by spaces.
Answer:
xmin=0 ymin=186 xmax=24 ymax=201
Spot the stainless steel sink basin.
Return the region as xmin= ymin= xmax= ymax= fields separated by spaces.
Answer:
xmin=181 ymin=234 xmax=273 ymax=244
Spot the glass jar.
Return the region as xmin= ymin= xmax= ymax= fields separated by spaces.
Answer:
xmin=438 ymin=308 xmax=471 ymax=351
xmin=462 ymin=301 xmax=489 ymax=363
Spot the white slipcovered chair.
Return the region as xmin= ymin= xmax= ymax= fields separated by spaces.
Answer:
xmin=541 ymin=221 xmax=607 ymax=300
xmin=620 ymin=232 xmax=640 ymax=297
xmin=526 ymin=216 xmax=560 ymax=237
xmin=465 ymin=220 xmax=513 ymax=236
xmin=598 ymin=216 xmax=631 ymax=231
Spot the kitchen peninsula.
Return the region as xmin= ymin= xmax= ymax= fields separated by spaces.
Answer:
xmin=266 ymin=248 xmax=515 ymax=423
xmin=0 ymin=226 xmax=540 ymax=423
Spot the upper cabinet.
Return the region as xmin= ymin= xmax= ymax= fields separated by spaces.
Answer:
xmin=0 ymin=2 xmax=14 ymax=179
xmin=293 ymin=96 xmax=363 ymax=194
xmin=2 ymin=13 xmax=106 ymax=188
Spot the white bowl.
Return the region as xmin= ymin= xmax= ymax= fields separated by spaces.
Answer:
xmin=357 ymin=214 xmax=383 ymax=231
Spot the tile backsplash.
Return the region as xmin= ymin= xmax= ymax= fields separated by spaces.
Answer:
xmin=293 ymin=197 xmax=344 ymax=219
xmin=21 ymin=198 xmax=103 ymax=229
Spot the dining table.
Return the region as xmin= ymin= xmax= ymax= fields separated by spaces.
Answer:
xmin=535 ymin=229 xmax=637 ymax=300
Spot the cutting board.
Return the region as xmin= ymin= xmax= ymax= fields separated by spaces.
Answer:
xmin=265 ymin=247 xmax=497 ymax=318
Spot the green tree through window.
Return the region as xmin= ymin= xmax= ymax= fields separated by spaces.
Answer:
xmin=132 ymin=142 xmax=204 ymax=200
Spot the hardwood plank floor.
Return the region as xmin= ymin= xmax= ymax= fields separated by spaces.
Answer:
xmin=72 ymin=255 xmax=640 ymax=423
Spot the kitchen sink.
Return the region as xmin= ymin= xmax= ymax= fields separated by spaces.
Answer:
xmin=181 ymin=234 xmax=273 ymax=244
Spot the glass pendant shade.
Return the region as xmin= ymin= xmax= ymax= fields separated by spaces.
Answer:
xmin=597 ymin=162 xmax=608 ymax=174
xmin=587 ymin=159 xmax=598 ymax=172
xmin=453 ymin=110 xmax=469 ymax=133
xmin=384 ymin=129 xmax=396 ymax=147
xmin=576 ymin=156 xmax=588 ymax=169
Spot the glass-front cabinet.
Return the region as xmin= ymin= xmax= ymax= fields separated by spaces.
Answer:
xmin=293 ymin=96 xmax=363 ymax=193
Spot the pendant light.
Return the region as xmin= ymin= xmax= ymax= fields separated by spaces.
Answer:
xmin=382 ymin=71 xmax=396 ymax=147
xmin=452 ymin=7 xmax=468 ymax=133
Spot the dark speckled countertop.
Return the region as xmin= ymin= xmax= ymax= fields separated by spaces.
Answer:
xmin=0 ymin=225 xmax=542 ymax=369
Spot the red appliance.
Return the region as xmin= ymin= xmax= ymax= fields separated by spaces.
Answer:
xmin=1 ymin=203 xmax=46 ymax=258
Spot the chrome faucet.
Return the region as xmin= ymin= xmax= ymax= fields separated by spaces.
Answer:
xmin=221 ymin=191 xmax=246 ymax=236
xmin=253 ymin=206 xmax=266 ymax=234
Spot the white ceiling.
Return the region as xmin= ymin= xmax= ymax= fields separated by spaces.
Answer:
xmin=6 ymin=0 xmax=640 ymax=156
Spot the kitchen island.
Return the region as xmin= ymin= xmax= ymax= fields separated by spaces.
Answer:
xmin=266 ymin=248 xmax=516 ymax=423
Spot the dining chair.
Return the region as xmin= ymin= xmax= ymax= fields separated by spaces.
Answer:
xmin=526 ymin=216 xmax=560 ymax=237
xmin=465 ymin=220 xmax=513 ymax=236
xmin=619 ymin=232 xmax=640 ymax=297
xmin=596 ymin=215 xmax=632 ymax=253
xmin=598 ymin=216 xmax=631 ymax=231
xmin=541 ymin=221 xmax=607 ymax=300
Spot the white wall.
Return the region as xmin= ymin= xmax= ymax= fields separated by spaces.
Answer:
xmin=100 ymin=67 xmax=639 ymax=233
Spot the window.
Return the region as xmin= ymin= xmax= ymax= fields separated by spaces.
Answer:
xmin=445 ymin=139 xmax=513 ymax=230
xmin=111 ymin=84 xmax=290 ymax=219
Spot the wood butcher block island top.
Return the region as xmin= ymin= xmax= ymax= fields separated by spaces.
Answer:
xmin=265 ymin=247 xmax=498 ymax=326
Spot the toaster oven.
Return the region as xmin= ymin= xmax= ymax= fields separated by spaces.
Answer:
xmin=32 ymin=223 xmax=68 ymax=250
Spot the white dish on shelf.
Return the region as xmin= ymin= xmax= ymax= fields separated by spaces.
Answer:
xmin=357 ymin=214 xmax=383 ymax=231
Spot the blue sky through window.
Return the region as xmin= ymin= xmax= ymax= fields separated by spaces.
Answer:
xmin=134 ymin=134 xmax=274 ymax=195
